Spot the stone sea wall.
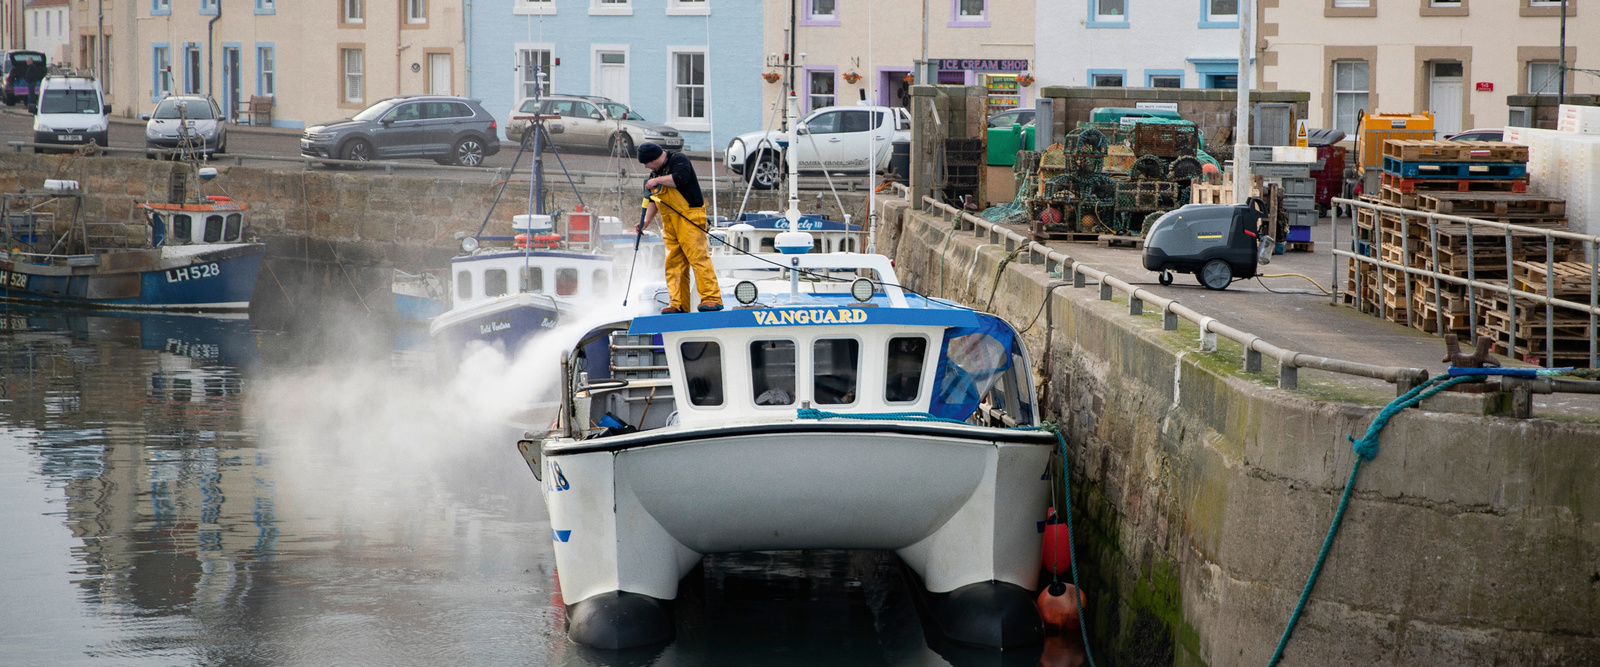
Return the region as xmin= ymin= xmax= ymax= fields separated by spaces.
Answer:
xmin=877 ymin=197 xmax=1600 ymax=666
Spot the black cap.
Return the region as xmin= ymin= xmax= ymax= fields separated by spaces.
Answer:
xmin=636 ymin=142 xmax=663 ymax=164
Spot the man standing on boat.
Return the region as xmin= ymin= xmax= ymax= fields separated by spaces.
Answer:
xmin=638 ymin=142 xmax=723 ymax=313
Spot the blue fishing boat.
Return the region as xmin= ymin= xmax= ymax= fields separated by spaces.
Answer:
xmin=0 ymin=180 xmax=263 ymax=312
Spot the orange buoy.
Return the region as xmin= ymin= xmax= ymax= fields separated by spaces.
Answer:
xmin=1042 ymin=506 xmax=1073 ymax=575
xmin=207 ymin=195 xmax=231 ymax=202
xmin=1037 ymin=581 xmax=1087 ymax=634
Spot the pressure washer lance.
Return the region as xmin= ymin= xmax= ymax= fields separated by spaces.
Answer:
xmin=620 ymin=184 xmax=660 ymax=307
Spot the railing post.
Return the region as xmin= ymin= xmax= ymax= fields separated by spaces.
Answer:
xmin=1129 ymin=292 xmax=1143 ymax=316
xmin=1242 ymin=337 xmax=1262 ymax=373
xmin=1277 ymin=359 xmax=1298 ymax=390
xmin=1162 ymin=303 xmax=1179 ymax=331
xmin=1073 ymin=267 xmax=1086 ymax=289
xmin=1198 ymin=317 xmax=1217 ymax=352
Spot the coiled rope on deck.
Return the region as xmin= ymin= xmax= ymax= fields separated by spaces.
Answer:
xmin=797 ymin=410 xmax=1099 ymax=666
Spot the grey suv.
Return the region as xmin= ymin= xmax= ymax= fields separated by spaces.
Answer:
xmin=506 ymin=94 xmax=681 ymax=156
xmin=301 ymin=95 xmax=501 ymax=167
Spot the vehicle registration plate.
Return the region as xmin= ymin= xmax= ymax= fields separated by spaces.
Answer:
xmin=59 ymin=134 xmax=81 ymax=142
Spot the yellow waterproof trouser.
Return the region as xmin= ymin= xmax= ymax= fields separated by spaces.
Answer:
xmin=657 ymin=186 xmax=722 ymax=309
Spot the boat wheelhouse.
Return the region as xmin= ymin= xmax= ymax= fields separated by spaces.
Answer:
xmin=520 ymin=251 xmax=1054 ymax=651
xmin=427 ymin=241 xmax=618 ymax=353
xmin=717 ymin=211 xmax=864 ymax=255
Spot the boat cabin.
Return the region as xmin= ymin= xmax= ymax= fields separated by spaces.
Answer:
xmin=448 ymin=251 xmax=615 ymax=308
xmin=144 ymin=201 xmax=249 ymax=246
xmin=564 ymin=254 xmax=1039 ymax=439
xmin=719 ymin=213 xmax=864 ymax=255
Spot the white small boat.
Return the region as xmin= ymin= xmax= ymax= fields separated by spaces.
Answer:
xmin=519 ymin=240 xmax=1055 ymax=650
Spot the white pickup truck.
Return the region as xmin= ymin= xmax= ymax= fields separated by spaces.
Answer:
xmin=725 ymin=105 xmax=911 ymax=190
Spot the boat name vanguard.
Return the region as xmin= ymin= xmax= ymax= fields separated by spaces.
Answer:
xmin=165 ymin=263 xmax=222 ymax=283
xmin=753 ymin=308 xmax=870 ymax=326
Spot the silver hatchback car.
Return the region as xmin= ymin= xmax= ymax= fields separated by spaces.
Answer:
xmin=142 ymin=96 xmax=227 ymax=158
xmin=506 ymin=94 xmax=682 ymax=157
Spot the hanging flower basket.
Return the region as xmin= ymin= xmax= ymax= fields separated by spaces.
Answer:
xmin=903 ymin=73 xmax=916 ymax=85
xmin=763 ymin=72 xmax=781 ymax=84
xmin=1017 ymin=74 xmax=1035 ymax=87
xmin=843 ymin=71 xmax=861 ymax=85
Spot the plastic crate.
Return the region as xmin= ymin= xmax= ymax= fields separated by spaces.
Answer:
xmin=1287 ymin=224 xmax=1313 ymax=242
xmin=1557 ymin=104 xmax=1600 ymax=134
xmin=1282 ymin=177 xmax=1316 ymax=196
xmin=1286 ymin=209 xmax=1319 ymax=228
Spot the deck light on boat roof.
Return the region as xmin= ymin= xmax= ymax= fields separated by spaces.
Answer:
xmin=460 ymin=236 xmax=479 ymax=253
xmin=734 ymin=280 xmax=759 ymax=304
xmin=850 ymin=278 xmax=875 ymax=303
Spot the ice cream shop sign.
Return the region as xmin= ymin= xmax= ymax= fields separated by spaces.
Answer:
xmin=938 ymin=59 xmax=1029 ymax=72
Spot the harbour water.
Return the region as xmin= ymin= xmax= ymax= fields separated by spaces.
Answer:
xmin=0 ymin=306 xmax=1077 ymax=667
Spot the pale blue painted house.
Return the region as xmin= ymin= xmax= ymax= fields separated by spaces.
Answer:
xmin=466 ymin=0 xmax=765 ymax=152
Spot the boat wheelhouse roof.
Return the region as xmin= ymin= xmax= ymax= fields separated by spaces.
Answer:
xmin=732 ymin=212 xmax=861 ymax=232
xmin=450 ymin=249 xmax=613 ymax=264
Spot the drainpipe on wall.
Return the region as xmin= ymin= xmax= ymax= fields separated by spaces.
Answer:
xmin=463 ymin=0 xmax=471 ymax=97
xmin=206 ymin=0 xmax=221 ymax=100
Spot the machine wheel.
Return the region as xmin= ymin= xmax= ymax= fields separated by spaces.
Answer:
xmin=610 ymin=133 xmax=636 ymax=158
xmin=1199 ymin=259 xmax=1233 ymax=290
xmin=342 ymin=138 xmax=373 ymax=169
xmin=1158 ymin=269 xmax=1174 ymax=286
xmin=746 ymin=150 xmax=781 ymax=190
xmin=454 ymin=137 xmax=486 ymax=167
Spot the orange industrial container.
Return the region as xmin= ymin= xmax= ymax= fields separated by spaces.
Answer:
xmin=1354 ymin=112 xmax=1435 ymax=170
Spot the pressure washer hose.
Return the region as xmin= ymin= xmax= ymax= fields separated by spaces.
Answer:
xmin=1258 ymin=272 xmax=1332 ymax=295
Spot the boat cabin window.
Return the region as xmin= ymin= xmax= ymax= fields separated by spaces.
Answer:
xmin=812 ymin=338 xmax=859 ymax=405
xmin=592 ymin=269 xmax=609 ymax=297
xmin=484 ymin=269 xmax=509 ymax=297
xmin=983 ymin=352 xmax=1035 ymax=427
xmin=750 ymin=339 xmax=797 ymax=406
xmin=172 ymin=214 xmax=192 ymax=243
xmin=224 ymin=214 xmax=242 ymax=242
xmin=203 ymin=215 xmax=224 ymax=243
xmin=885 ymin=336 xmax=927 ymax=402
xmin=556 ymin=268 xmax=579 ymax=296
xmin=680 ymin=341 xmax=724 ymax=407
xmin=456 ymin=270 xmax=472 ymax=300
xmin=759 ymin=237 xmax=775 ymax=253
xmin=522 ymin=266 xmax=543 ymax=293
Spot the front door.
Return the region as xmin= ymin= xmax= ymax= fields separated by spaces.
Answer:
xmin=1429 ymin=61 xmax=1464 ymax=136
xmin=594 ymin=51 xmax=628 ymax=105
xmin=222 ymin=47 xmax=241 ymax=121
xmin=428 ymin=53 xmax=452 ymax=95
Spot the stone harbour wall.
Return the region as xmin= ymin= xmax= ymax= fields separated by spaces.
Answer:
xmin=877 ymin=197 xmax=1600 ymax=666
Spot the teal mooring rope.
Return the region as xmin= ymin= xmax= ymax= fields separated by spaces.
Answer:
xmin=1267 ymin=371 xmax=1486 ymax=665
xmin=797 ymin=410 xmax=1099 ymax=666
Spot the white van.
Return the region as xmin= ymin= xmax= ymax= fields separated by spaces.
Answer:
xmin=32 ymin=74 xmax=110 ymax=153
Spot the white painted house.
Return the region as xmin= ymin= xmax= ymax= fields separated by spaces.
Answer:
xmin=24 ymin=0 xmax=69 ymax=63
xmin=1034 ymin=0 xmax=1244 ymax=90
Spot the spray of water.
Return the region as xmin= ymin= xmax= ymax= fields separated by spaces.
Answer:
xmin=245 ymin=303 xmax=639 ymax=525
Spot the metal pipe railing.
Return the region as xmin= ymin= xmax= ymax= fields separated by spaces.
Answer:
xmin=1334 ymin=197 xmax=1600 ymax=369
xmin=921 ymin=196 xmax=1430 ymax=394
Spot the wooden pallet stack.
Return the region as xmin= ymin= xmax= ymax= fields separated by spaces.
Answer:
xmin=1475 ymin=262 xmax=1599 ymax=366
xmin=1342 ymin=139 xmax=1593 ymax=365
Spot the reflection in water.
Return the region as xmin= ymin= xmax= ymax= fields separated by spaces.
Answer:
xmin=1 ymin=305 xmax=1075 ymax=666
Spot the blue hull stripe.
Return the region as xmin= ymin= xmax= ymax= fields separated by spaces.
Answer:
xmin=432 ymin=303 xmax=561 ymax=353
xmin=1 ymin=248 xmax=263 ymax=311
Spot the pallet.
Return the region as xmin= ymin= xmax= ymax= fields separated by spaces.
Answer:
xmin=1380 ymin=173 xmax=1528 ymax=195
xmin=1415 ymin=192 xmax=1567 ymax=218
xmin=1098 ymin=235 xmax=1144 ymax=249
xmin=1512 ymin=261 xmax=1600 ymax=296
xmin=1285 ymin=241 xmax=1314 ymax=253
xmin=1382 ymin=157 xmax=1528 ymax=180
xmin=1382 ymin=140 xmax=1530 ymax=163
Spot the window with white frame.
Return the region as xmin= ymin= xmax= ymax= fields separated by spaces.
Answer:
xmin=1332 ymin=0 xmax=1370 ymax=6
xmin=667 ymin=0 xmax=708 ymax=14
xmin=808 ymin=70 xmax=835 ymax=110
xmin=154 ymin=0 xmax=170 ymax=12
xmin=1333 ymin=60 xmax=1370 ymax=136
xmin=154 ymin=46 xmax=171 ymax=97
xmin=1529 ymin=0 xmax=1564 ymax=5
xmin=407 ymin=0 xmax=426 ymax=23
xmin=515 ymin=0 xmax=555 ymax=14
xmin=592 ymin=0 xmax=631 ymax=14
xmin=1208 ymin=0 xmax=1238 ymax=19
xmin=343 ymin=48 xmax=364 ymax=104
xmin=956 ymin=0 xmax=985 ymax=21
xmin=672 ymin=51 xmax=706 ymax=123
xmin=344 ymin=0 xmax=363 ymax=22
xmin=519 ymin=48 xmax=553 ymax=98
xmin=1096 ymin=0 xmax=1126 ymax=20
xmin=1429 ymin=0 xmax=1461 ymax=6
xmin=1528 ymin=61 xmax=1561 ymax=94
xmin=258 ymin=46 xmax=275 ymax=95
xmin=809 ymin=0 xmax=837 ymax=21
xmin=184 ymin=45 xmax=202 ymax=94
